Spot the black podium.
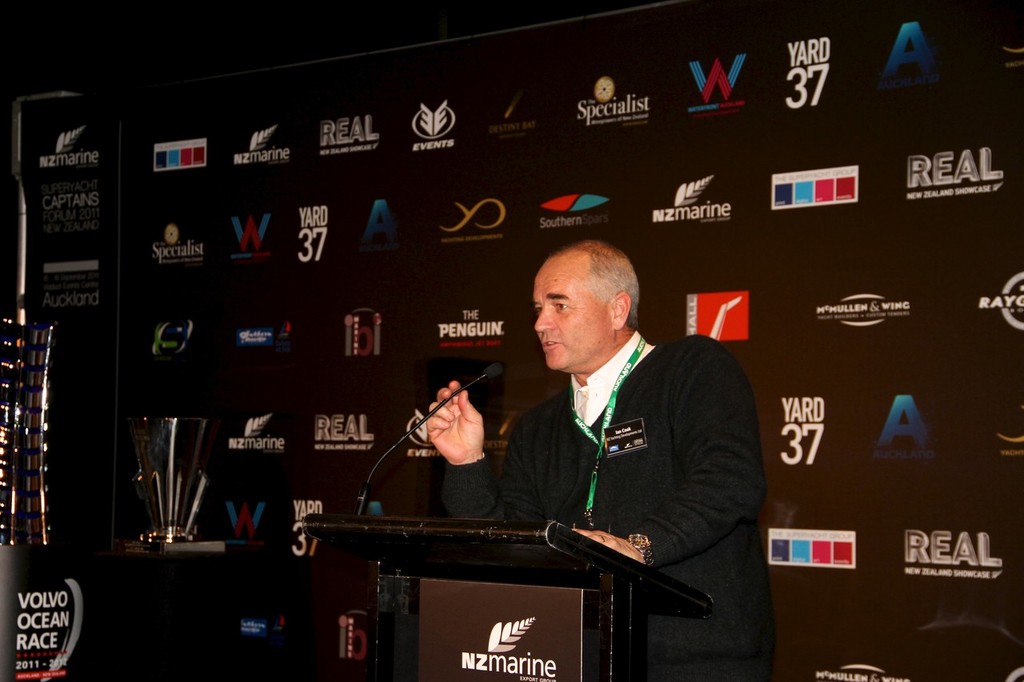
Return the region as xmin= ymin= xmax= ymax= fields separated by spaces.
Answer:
xmin=302 ymin=514 xmax=712 ymax=682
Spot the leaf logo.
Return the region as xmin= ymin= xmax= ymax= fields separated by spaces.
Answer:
xmin=487 ymin=618 xmax=535 ymax=653
xmin=56 ymin=125 xmax=86 ymax=153
xmin=250 ymin=125 xmax=278 ymax=151
xmin=413 ymin=101 xmax=456 ymax=139
xmin=244 ymin=413 xmax=273 ymax=437
xmin=674 ymin=175 xmax=714 ymax=207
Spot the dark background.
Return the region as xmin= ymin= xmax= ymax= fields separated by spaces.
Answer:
xmin=3 ymin=2 xmax=656 ymax=320
xmin=7 ymin=2 xmax=1023 ymax=679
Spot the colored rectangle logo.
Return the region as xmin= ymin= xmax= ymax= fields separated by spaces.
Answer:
xmin=154 ymin=138 xmax=208 ymax=171
xmin=768 ymin=528 xmax=856 ymax=568
xmin=771 ymin=165 xmax=858 ymax=209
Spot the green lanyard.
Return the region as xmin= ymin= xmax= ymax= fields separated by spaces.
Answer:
xmin=571 ymin=337 xmax=645 ymax=527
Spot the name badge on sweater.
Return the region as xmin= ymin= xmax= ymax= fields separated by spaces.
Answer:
xmin=604 ymin=418 xmax=647 ymax=457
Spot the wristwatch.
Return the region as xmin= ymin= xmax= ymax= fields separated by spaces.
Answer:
xmin=628 ymin=533 xmax=654 ymax=566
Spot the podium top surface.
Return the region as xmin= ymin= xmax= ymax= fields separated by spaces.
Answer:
xmin=302 ymin=513 xmax=712 ymax=619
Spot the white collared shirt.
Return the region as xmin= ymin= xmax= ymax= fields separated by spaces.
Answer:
xmin=571 ymin=331 xmax=654 ymax=425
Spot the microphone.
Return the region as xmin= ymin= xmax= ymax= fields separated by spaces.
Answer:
xmin=354 ymin=362 xmax=503 ymax=515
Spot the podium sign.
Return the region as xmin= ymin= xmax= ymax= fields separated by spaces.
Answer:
xmin=418 ymin=580 xmax=583 ymax=682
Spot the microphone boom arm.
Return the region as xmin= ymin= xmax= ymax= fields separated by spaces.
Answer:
xmin=353 ymin=362 xmax=502 ymax=515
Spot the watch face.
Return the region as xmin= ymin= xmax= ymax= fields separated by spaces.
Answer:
xmin=628 ymin=533 xmax=653 ymax=564
xmin=163 ymin=223 xmax=180 ymax=245
xmin=629 ymin=534 xmax=650 ymax=549
xmin=594 ymin=76 xmax=615 ymax=103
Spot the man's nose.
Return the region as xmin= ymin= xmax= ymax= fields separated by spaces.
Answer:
xmin=534 ymin=308 xmax=550 ymax=332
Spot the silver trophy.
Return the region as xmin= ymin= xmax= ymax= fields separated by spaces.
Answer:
xmin=128 ymin=416 xmax=219 ymax=543
xmin=0 ymin=319 xmax=56 ymax=545
xmin=0 ymin=319 xmax=19 ymax=545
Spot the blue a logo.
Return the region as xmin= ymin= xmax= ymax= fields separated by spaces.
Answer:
xmin=874 ymin=394 xmax=935 ymax=459
xmin=360 ymin=199 xmax=398 ymax=251
xmin=879 ymin=22 xmax=939 ymax=89
xmin=877 ymin=394 xmax=928 ymax=448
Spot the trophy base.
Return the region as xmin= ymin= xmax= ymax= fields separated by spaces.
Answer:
xmin=117 ymin=538 xmax=227 ymax=555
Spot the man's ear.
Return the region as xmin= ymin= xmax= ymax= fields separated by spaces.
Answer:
xmin=610 ymin=291 xmax=631 ymax=330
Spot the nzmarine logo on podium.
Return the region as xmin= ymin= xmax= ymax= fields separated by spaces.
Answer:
xmin=418 ymin=580 xmax=582 ymax=681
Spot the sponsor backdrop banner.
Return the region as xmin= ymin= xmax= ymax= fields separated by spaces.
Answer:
xmin=13 ymin=0 xmax=1023 ymax=680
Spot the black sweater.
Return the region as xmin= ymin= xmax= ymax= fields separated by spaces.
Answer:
xmin=443 ymin=335 xmax=775 ymax=680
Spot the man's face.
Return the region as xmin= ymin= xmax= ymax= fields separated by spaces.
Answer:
xmin=532 ymin=251 xmax=621 ymax=382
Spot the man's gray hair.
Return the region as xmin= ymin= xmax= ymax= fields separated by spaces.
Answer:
xmin=548 ymin=240 xmax=640 ymax=329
